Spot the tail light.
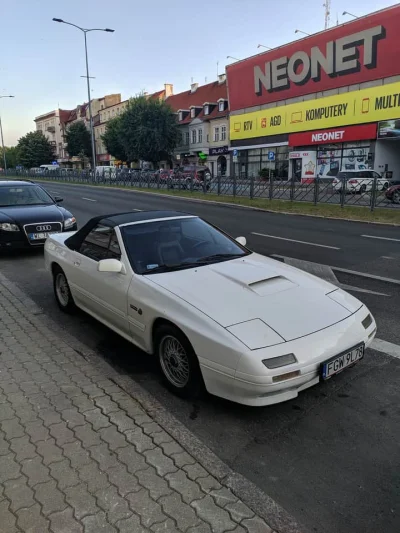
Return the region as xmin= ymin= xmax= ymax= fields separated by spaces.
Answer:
xmin=349 ymin=179 xmax=358 ymax=184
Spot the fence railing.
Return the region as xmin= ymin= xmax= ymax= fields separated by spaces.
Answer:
xmin=2 ymin=169 xmax=399 ymax=211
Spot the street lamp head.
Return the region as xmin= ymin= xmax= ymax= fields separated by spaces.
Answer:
xmin=104 ymin=28 xmax=114 ymax=32
xmin=52 ymin=18 xmax=64 ymax=23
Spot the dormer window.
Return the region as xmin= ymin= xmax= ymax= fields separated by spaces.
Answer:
xmin=204 ymin=105 xmax=209 ymax=115
xmin=190 ymin=108 xmax=195 ymax=118
xmin=179 ymin=111 xmax=183 ymax=121
xmin=218 ymin=101 xmax=225 ymax=112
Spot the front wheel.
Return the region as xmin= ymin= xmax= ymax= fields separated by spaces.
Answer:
xmin=155 ymin=325 xmax=204 ymax=399
xmin=359 ymin=184 xmax=367 ymax=193
xmin=53 ymin=267 xmax=76 ymax=313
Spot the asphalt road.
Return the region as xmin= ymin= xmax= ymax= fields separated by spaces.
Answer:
xmin=1 ymin=181 xmax=399 ymax=533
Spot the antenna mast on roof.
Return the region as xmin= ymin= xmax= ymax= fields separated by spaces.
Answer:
xmin=323 ymin=0 xmax=331 ymax=29
xmin=217 ymin=61 xmax=219 ymax=77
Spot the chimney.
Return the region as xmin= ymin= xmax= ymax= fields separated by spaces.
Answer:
xmin=218 ymin=73 xmax=226 ymax=84
xmin=164 ymin=83 xmax=173 ymax=97
xmin=190 ymin=82 xmax=198 ymax=93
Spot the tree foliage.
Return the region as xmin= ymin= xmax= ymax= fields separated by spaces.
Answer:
xmin=0 ymin=146 xmax=18 ymax=168
xmin=16 ymin=131 xmax=54 ymax=168
xmin=101 ymin=116 xmax=128 ymax=163
xmin=65 ymin=121 xmax=91 ymax=160
xmin=119 ymin=96 xmax=180 ymax=166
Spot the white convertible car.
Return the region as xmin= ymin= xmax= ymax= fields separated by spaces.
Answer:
xmin=44 ymin=210 xmax=377 ymax=407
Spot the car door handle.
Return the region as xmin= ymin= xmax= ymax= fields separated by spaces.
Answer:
xmin=74 ymin=260 xmax=81 ymax=266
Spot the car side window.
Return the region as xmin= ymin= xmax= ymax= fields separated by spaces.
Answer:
xmin=373 ymin=172 xmax=381 ymax=179
xmin=79 ymin=224 xmax=121 ymax=262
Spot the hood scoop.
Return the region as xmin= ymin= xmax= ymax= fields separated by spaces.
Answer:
xmin=247 ymin=276 xmax=296 ymax=296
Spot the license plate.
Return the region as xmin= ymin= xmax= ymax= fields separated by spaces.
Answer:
xmin=29 ymin=231 xmax=60 ymax=240
xmin=321 ymin=344 xmax=364 ymax=380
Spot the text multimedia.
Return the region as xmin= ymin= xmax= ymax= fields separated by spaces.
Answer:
xmin=254 ymin=26 xmax=385 ymax=95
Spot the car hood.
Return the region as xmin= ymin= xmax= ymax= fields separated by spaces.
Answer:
xmin=149 ymin=253 xmax=363 ymax=345
xmin=0 ymin=204 xmax=68 ymax=224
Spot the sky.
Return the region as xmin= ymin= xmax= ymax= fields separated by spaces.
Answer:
xmin=1 ymin=0 xmax=398 ymax=145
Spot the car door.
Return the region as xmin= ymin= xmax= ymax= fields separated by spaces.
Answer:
xmin=68 ymin=223 xmax=131 ymax=336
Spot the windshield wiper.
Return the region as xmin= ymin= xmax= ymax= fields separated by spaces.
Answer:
xmin=142 ymin=262 xmax=202 ymax=274
xmin=196 ymin=253 xmax=246 ymax=263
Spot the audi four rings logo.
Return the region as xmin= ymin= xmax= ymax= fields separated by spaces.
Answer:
xmin=36 ymin=225 xmax=52 ymax=232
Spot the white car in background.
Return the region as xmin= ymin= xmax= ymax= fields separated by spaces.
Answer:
xmin=44 ymin=211 xmax=377 ymax=407
xmin=333 ymin=170 xmax=389 ymax=193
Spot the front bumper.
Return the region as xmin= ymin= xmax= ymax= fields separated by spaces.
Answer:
xmin=200 ymin=306 xmax=377 ymax=407
xmin=0 ymin=224 xmax=77 ymax=250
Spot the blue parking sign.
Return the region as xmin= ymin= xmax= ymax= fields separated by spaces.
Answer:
xmin=268 ymin=151 xmax=275 ymax=161
xmin=233 ymin=149 xmax=238 ymax=157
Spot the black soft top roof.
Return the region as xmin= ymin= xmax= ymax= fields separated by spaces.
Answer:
xmin=65 ymin=210 xmax=191 ymax=251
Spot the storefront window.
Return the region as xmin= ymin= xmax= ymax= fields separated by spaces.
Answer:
xmin=315 ymin=142 xmax=371 ymax=178
xmin=234 ymin=146 xmax=289 ymax=179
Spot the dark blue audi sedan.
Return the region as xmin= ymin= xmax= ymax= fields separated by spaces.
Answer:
xmin=0 ymin=180 xmax=77 ymax=249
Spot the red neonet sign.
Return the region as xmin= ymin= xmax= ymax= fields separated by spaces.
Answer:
xmin=226 ymin=5 xmax=400 ymax=112
xmin=288 ymin=123 xmax=377 ymax=146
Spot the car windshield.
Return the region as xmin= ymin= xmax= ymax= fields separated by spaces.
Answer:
xmin=0 ymin=185 xmax=53 ymax=207
xmin=121 ymin=217 xmax=249 ymax=274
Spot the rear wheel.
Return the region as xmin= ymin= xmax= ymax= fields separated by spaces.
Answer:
xmin=155 ymin=324 xmax=203 ymax=399
xmin=360 ymin=184 xmax=367 ymax=193
xmin=53 ymin=266 xmax=75 ymax=313
xmin=393 ymin=190 xmax=400 ymax=204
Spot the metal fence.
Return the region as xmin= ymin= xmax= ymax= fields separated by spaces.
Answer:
xmin=2 ymin=169 xmax=399 ymax=210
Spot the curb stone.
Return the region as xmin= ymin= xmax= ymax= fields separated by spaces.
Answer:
xmin=0 ymin=271 xmax=307 ymax=533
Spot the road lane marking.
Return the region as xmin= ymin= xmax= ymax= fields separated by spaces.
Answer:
xmin=271 ymin=254 xmax=400 ymax=286
xmin=50 ymin=191 xmax=59 ymax=194
xmin=381 ymin=256 xmax=395 ymax=260
xmin=361 ymin=235 xmax=400 ymax=242
xmin=279 ymin=256 xmax=390 ymax=296
xmin=82 ymin=197 xmax=97 ymax=202
xmin=132 ymin=208 xmax=142 ymax=211
xmin=371 ymin=339 xmax=400 ymax=360
xmin=251 ymin=233 xmax=340 ymax=250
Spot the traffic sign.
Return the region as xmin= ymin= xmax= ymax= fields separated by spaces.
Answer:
xmin=52 ymin=161 xmax=58 ymax=165
xmin=233 ymin=149 xmax=238 ymax=157
xmin=268 ymin=151 xmax=275 ymax=161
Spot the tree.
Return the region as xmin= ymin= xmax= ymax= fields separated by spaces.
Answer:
xmin=65 ymin=121 xmax=92 ymax=162
xmin=16 ymin=131 xmax=54 ymax=168
xmin=119 ymin=96 xmax=180 ymax=167
xmin=101 ymin=116 xmax=129 ymax=164
xmin=0 ymin=146 xmax=18 ymax=168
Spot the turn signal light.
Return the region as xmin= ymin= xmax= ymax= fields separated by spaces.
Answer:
xmin=262 ymin=353 xmax=297 ymax=369
xmin=272 ymin=370 xmax=300 ymax=383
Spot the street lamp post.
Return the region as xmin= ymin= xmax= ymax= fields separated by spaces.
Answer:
xmin=0 ymin=95 xmax=15 ymax=172
xmin=52 ymin=18 xmax=114 ymax=170
xmin=295 ymin=29 xmax=311 ymax=36
xmin=342 ymin=11 xmax=357 ymax=19
xmin=226 ymin=55 xmax=240 ymax=62
xmin=257 ymin=44 xmax=272 ymax=50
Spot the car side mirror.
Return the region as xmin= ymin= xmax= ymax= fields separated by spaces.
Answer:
xmin=97 ymin=258 xmax=125 ymax=274
xmin=236 ymin=236 xmax=247 ymax=246
xmin=54 ymin=196 xmax=63 ymax=203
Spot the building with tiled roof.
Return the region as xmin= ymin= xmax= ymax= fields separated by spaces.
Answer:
xmin=165 ymin=75 xmax=229 ymax=176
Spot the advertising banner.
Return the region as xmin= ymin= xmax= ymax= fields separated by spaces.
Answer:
xmin=230 ymin=81 xmax=400 ymax=141
xmin=377 ymin=119 xmax=400 ymax=138
xmin=288 ymin=123 xmax=377 ymax=146
xmin=226 ymin=5 xmax=400 ymax=112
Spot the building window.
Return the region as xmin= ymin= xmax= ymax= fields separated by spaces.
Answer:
xmin=179 ymin=111 xmax=183 ymax=121
xmin=221 ymin=125 xmax=227 ymax=141
xmin=191 ymin=108 xmax=195 ymax=118
xmin=185 ymin=132 xmax=189 ymax=145
xmin=198 ymin=129 xmax=203 ymax=143
xmin=219 ymin=101 xmax=224 ymax=112
xmin=207 ymin=134 xmax=209 ymax=143
xmin=204 ymin=105 xmax=209 ymax=115
xmin=192 ymin=129 xmax=197 ymax=144
xmin=112 ymin=109 xmax=115 ymax=116
xmin=214 ymin=127 xmax=220 ymax=142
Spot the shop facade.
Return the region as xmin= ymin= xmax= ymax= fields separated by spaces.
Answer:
xmin=226 ymin=5 xmax=400 ymax=180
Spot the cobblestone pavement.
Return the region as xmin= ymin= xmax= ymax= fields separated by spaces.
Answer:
xmin=0 ymin=277 xmax=277 ymax=532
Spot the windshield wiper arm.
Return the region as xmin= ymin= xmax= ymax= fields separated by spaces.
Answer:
xmin=196 ymin=253 xmax=246 ymax=262
xmin=142 ymin=262 xmax=201 ymax=274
